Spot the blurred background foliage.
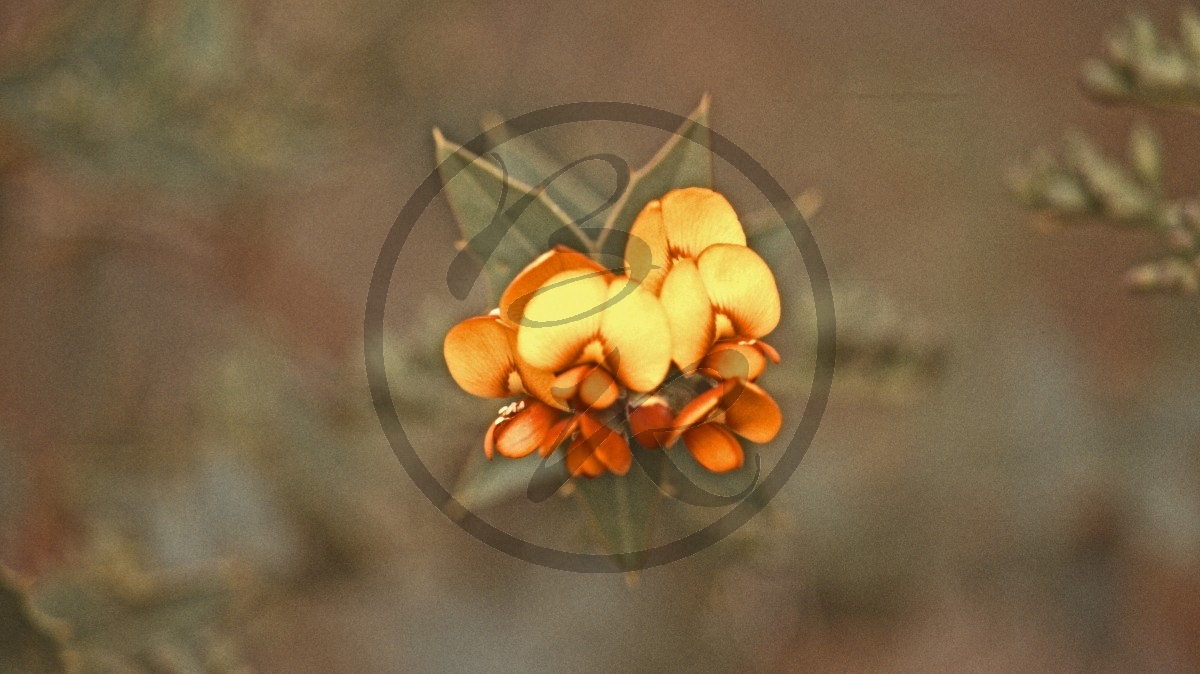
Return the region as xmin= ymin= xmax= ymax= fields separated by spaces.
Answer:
xmin=0 ymin=0 xmax=1198 ymax=672
xmin=1013 ymin=8 xmax=1200 ymax=295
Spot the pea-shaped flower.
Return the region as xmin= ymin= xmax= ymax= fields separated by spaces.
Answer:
xmin=626 ymin=187 xmax=782 ymax=380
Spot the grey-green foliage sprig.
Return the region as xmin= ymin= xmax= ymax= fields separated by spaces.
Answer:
xmin=1083 ymin=7 xmax=1200 ymax=109
xmin=1012 ymin=124 xmax=1200 ymax=293
xmin=1013 ymin=8 xmax=1200 ymax=295
xmin=0 ymin=0 xmax=328 ymax=206
xmin=1011 ymin=126 xmax=1162 ymax=224
xmin=826 ymin=285 xmax=948 ymax=401
xmin=2 ymin=543 xmax=254 ymax=674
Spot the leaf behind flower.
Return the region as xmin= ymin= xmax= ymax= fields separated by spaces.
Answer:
xmin=435 ymin=130 xmax=592 ymax=303
xmin=597 ymin=96 xmax=713 ymax=259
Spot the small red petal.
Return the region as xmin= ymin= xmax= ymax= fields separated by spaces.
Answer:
xmin=565 ymin=436 xmax=607 ymax=477
xmin=539 ymin=414 xmax=580 ymax=457
xmin=628 ymin=398 xmax=674 ymax=449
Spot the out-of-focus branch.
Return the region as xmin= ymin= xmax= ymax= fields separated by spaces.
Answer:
xmin=1082 ymin=7 xmax=1200 ymax=111
xmin=829 ymin=286 xmax=947 ymax=402
xmin=1012 ymin=122 xmax=1200 ymax=294
xmin=9 ymin=536 xmax=257 ymax=674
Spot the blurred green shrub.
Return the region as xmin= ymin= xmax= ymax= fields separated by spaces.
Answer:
xmin=1013 ymin=7 xmax=1200 ymax=294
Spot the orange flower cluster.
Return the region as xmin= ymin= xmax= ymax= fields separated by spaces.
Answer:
xmin=443 ymin=188 xmax=783 ymax=477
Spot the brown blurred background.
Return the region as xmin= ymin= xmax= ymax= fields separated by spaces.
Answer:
xmin=2 ymin=0 xmax=1200 ymax=672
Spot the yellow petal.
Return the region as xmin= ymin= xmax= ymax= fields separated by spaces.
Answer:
xmin=598 ymin=277 xmax=671 ymax=392
xmin=500 ymin=246 xmax=608 ymax=326
xmin=659 ymin=259 xmax=715 ymax=372
xmin=696 ymin=244 xmax=780 ymax=339
xmin=660 ymin=188 xmax=747 ymax=258
xmin=517 ymin=269 xmax=608 ymax=373
xmin=443 ymin=316 xmax=518 ymax=398
xmin=682 ymin=423 xmax=744 ymax=473
xmin=625 ymin=199 xmax=670 ymax=295
xmin=723 ymin=381 xmax=782 ymax=444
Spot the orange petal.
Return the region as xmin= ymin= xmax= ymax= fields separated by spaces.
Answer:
xmin=517 ymin=269 xmax=608 ymax=373
xmin=696 ymin=244 xmax=781 ymax=339
xmin=754 ymin=339 xmax=781 ymax=364
xmin=598 ymin=277 xmax=671 ymax=392
xmin=514 ymin=355 xmax=567 ymax=411
xmin=667 ymin=383 xmax=728 ymax=447
xmin=595 ymin=430 xmax=632 ymax=475
xmin=660 ymin=188 xmax=747 ymax=258
xmin=578 ymin=366 xmax=619 ymax=410
xmin=483 ymin=421 xmax=499 ymax=460
xmin=628 ymin=397 xmax=674 ymax=449
xmin=565 ymin=435 xmax=607 ymax=477
xmin=723 ymin=381 xmax=782 ymax=444
xmin=682 ymin=423 xmax=744 ymax=473
xmin=625 ymin=199 xmax=670 ymax=295
xmin=659 ymin=259 xmax=716 ymax=372
xmin=700 ymin=340 xmax=766 ymax=381
xmin=540 ymin=414 xmax=580 ymax=457
xmin=500 ymin=246 xmax=608 ymax=326
xmin=550 ymin=364 xmax=592 ymax=405
xmin=576 ymin=412 xmax=606 ymax=444
xmin=577 ymin=413 xmax=632 ymax=476
xmin=494 ymin=399 xmax=561 ymax=459
xmin=444 ymin=316 xmax=519 ymax=398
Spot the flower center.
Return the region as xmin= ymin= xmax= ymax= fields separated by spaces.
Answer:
xmin=580 ymin=339 xmax=608 ymax=364
xmin=506 ymin=370 xmax=525 ymax=395
xmin=714 ymin=313 xmax=735 ymax=340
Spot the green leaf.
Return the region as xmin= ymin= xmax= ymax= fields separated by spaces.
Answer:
xmin=741 ymin=188 xmax=822 ymax=238
xmin=597 ymin=96 xmax=713 ymax=260
xmin=435 ymin=129 xmax=592 ymax=303
xmin=451 ymin=451 xmax=569 ymax=516
xmin=0 ymin=568 xmax=69 ymax=674
xmin=480 ymin=113 xmax=607 ymax=230
xmin=0 ymin=0 xmax=326 ymax=203
xmin=746 ymin=214 xmax=801 ymax=280
xmin=573 ymin=445 xmax=667 ymax=572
